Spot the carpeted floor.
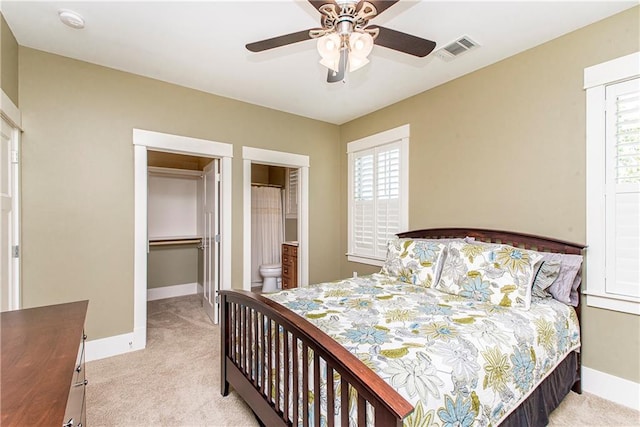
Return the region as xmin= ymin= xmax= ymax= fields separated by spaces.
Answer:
xmin=86 ymin=295 xmax=258 ymax=426
xmin=87 ymin=295 xmax=640 ymax=426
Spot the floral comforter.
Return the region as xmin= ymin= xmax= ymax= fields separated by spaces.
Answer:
xmin=265 ymin=273 xmax=580 ymax=426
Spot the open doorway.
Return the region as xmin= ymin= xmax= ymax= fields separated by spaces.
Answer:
xmin=242 ymin=147 xmax=309 ymax=292
xmin=146 ymin=151 xmax=219 ymax=323
xmin=249 ymin=164 xmax=298 ymax=293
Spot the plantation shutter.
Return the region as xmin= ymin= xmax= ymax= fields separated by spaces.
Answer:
xmin=352 ymin=150 xmax=375 ymax=256
xmin=605 ymin=77 xmax=640 ymax=297
xmin=285 ymin=168 xmax=298 ymax=219
xmin=376 ymin=145 xmax=401 ymax=256
xmin=351 ymin=142 xmax=402 ymax=260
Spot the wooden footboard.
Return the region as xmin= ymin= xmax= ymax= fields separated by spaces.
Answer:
xmin=220 ymin=290 xmax=414 ymax=427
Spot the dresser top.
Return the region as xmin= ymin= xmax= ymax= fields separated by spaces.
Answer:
xmin=1 ymin=300 xmax=88 ymax=426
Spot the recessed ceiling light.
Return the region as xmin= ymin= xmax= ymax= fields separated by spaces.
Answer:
xmin=58 ymin=9 xmax=85 ymax=29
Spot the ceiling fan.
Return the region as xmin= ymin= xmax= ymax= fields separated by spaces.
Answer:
xmin=246 ymin=0 xmax=436 ymax=83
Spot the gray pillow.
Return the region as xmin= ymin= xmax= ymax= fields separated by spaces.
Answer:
xmin=531 ymin=260 xmax=561 ymax=299
xmin=532 ymin=253 xmax=583 ymax=306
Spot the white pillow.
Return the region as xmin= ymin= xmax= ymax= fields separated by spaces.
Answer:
xmin=435 ymin=241 xmax=543 ymax=309
xmin=381 ymin=238 xmax=448 ymax=288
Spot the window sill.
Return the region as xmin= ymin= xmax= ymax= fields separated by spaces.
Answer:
xmin=584 ymin=291 xmax=640 ymax=315
xmin=346 ymin=254 xmax=384 ymax=267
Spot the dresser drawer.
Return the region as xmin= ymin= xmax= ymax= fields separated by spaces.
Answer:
xmin=63 ymin=380 xmax=86 ymax=427
xmin=282 ymin=277 xmax=294 ymax=290
xmin=282 ymin=244 xmax=298 ymax=257
xmin=73 ymin=335 xmax=86 ymax=386
xmin=64 ymin=331 xmax=87 ymax=427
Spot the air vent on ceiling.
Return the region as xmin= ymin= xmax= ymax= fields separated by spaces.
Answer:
xmin=435 ymin=36 xmax=479 ymax=61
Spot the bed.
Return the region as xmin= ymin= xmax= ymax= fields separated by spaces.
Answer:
xmin=220 ymin=228 xmax=585 ymax=426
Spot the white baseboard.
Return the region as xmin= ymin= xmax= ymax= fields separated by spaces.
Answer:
xmin=86 ymin=284 xmax=200 ymax=362
xmin=147 ymin=282 xmax=198 ymax=301
xmin=85 ymin=327 xmax=146 ymax=362
xmin=582 ymin=366 xmax=640 ymax=411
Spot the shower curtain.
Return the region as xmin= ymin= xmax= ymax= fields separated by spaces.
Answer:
xmin=251 ymin=186 xmax=284 ymax=283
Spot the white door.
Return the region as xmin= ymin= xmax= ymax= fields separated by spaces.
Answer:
xmin=202 ymin=159 xmax=220 ymax=323
xmin=1 ymin=118 xmax=19 ymax=312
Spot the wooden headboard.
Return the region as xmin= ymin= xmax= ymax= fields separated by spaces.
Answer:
xmin=397 ymin=227 xmax=585 ymax=255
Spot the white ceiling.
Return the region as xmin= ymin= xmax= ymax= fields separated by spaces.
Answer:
xmin=1 ymin=1 xmax=637 ymax=124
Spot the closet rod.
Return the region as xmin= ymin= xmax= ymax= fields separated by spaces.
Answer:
xmin=251 ymin=183 xmax=283 ymax=188
xmin=149 ymin=238 xmax=202 ymax=246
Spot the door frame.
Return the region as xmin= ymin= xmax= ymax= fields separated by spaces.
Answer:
xmin=242 ymin=146 xmax=309 ymax=291
xmin=133 ymin=129 xmax=232 ymax=352
xmin=1 ymin=89 xmax=22 ymax=311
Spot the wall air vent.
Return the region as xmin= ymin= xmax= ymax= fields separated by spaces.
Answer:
xmin=435 ymin=36 xmax=479 ymax=62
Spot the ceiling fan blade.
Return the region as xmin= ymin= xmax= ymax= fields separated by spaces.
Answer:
xmin=327 ymin=49 xmax=347 ymax=83
xmin=368 ymin=25 xmax=436 ymax=57
xmin=361 ymin=0 xmax=399 ymax=16
xmin=246 ymin=29 xmax=315 ymax=52
xmin=308 ymin=0 xmax=339 ymax=12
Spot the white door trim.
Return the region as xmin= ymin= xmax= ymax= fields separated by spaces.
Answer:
xmin=1 ymin=89 xmax=22 ymax=130
xmin=127 ymin=129 xmax=232 ymax=356
xmin=1 ymin=89 xmax=21 ymax=311
xmin=242 ymin=146 xmax=309 ymax=291
xmin=1 ymin=116 xmax=20 ymax=311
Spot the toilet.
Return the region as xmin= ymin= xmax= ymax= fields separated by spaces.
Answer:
xmin=259 ymin=263 xmax=282 ymax=293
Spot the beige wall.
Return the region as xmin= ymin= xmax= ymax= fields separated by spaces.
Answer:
xmin=0 ymin=13 xmax=19 ymax=106
xmin=147 ymin=245 xmax=199 ymax=289
xmin=19 ymin=47 xmax=341 ymax=340
xmin=340 ymin=7 xmax=640 ymax=383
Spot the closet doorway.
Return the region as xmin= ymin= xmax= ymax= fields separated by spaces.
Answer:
xmin=146 ymin=151 xmax=219 ymax=323
xmin=133 ymin=129 xmax=232 ymax=355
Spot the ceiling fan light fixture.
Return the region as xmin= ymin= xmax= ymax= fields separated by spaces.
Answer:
xmin=348 ymin=55 xmax=369 ymax=72
xmin=319 ymin=57 xmax=341 ymax=73
xmin=349 ymin=32 xmax=373 ymax=58
xmin=317 ymin=33 xmax=341 ymax=61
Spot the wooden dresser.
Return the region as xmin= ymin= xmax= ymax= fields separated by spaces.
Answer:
xmin=1 ymin=300 xmax=89 ymax=427
xmin=282 ymin=243 xmax=298 ymax=289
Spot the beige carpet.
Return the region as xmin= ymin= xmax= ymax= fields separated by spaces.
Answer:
xmin=87 ymin=295 xmax=640 ymax=426
xmin=86 ymin=295 xmax=257 ymax=426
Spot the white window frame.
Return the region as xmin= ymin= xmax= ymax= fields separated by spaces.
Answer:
xmin=584 ymin=51 xmax=640 ymax=315
xmin=347 ymin=124 xmax=409 ymax=266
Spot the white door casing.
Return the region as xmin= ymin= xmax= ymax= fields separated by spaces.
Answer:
xmin=0 ymin=102 xmax=21 ymax=311
xmin=202 ymin=159 xmax=220 ymax=323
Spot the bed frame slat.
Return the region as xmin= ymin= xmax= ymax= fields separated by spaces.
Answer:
xmin=303 ymin=345 xmax=309 ymax=427
xmin=327 ymin=365 xmax=335 ymax=427
xmin=340 ymin=381 xmax=349 ymax=426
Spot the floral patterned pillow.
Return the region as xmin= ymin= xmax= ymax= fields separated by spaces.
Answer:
xmin=381 ymin=238 xmax=448 ymax=288
xmin=435 ymin=241 xmax=543 ymax=309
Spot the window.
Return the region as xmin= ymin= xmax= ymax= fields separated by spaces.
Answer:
xmin=285 ymin=168 xmax=298 ymax=219
xmin=347 ymin=125 xmax=409 ymax=266
xmin=585 ymin=52 xmax=640 ymax=315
